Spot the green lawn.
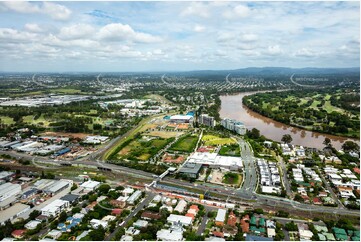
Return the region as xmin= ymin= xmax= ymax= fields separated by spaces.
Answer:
xmin=218 ymin=144 xmax=240 ymax=156
xmin=202 ymin=134 xmax=236 ymax=146
xmin=170 ymin=134 xmax=198 ymax=152
xmin=0 ymin=116 xmax=15 ymax=125
xmin=222 ymin=172 xmax=241 ymax=185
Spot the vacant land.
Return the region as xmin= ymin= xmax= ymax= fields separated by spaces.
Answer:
xmin=0 ymin=116 xmax=15 ymax=125
xmin=117 ymin=136 xmax=173 ymax=161
xmin=202 ymin=134 xmax=236 ymax=146
xmin=218 ymin=144 xmax=241 ymax=156
xmin=169 ymin=134 xmax=198 ymax=152
xmin=243 ymin=89 xmax=359 ymax=138
xmin=222 ymin=172 xmax=241 ymax=185
xmin=145 ymin=130 xmax=181 ymax=138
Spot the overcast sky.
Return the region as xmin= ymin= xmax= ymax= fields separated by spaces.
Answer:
xmin=0 ymin=1 xmax=359 ymax=72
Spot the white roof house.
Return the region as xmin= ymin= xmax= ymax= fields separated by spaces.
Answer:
xmin=25 ymin=220 xmax=41 ymax=230
xmin=90 ymin=219 xmax=108 ymax=229
xmin=157 ymin=229 xmax=183 ymax=241
xmin=267 ymin=228 xmax=276 ymax=238
xmin=167 ymin=214 xmax=192 ymax=226
xmin=122 ymin=187 xmax=135 ymax=196
xmin=127 ymin=190 xmax=142 ymax=204
xmin=174 ymin=199 xmax=187 ymax=213
xmin=215 ymin=209 xmax=227 ymax=223
xmin=299 ymin=229 xmax=313 ymax=240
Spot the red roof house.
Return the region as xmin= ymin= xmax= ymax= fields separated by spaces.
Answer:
xmin=12 ymin=230 xmax=26 ymax=239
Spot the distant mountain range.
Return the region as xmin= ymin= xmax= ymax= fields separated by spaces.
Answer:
xmin=182 ymin=67 xmax=360 ymax=76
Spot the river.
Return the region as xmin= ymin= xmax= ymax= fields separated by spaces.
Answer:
xmin=219 ymin=91 xmax=359 ymax=150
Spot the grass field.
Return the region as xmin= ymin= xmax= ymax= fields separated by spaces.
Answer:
xmin=0 ymin=116 xmax=15 ymax=125
xmin=145 ymin=130 xmax=181 ymax=138
xmin=144 ymin=94 xmax=172 ymax=104
xmin=170 ymin=134 xmax=198 ymax=152
xmin=222 ymin=172 xmax=241 ymax=185
xmin=202 ymin=134 xmax=236 ymax=146
xmin=218 ymin=144 xmax=240 ymax=156
xmin=117 ymin=137 xmax=170 ymax=161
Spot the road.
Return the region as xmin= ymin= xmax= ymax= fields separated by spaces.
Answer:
xmin=105 ymin=192 xmax=156 ymax=240
xmin=196 ymin=206 xmax=215 ymax=236
xmin=278 ymin=156 xmax=292 ymax=197
xmin=317 ymin=167 xmax=344 ymax=208
xmin=236 ymin=137 xmax=257 ymax=199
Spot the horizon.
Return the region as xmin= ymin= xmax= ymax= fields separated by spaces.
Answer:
xmin=0 ymin=1 xmax=359 ymax=72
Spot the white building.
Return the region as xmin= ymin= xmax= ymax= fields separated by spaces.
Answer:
xmin=221 ymin=118 xmax=246 ymax=135
xmin=41 ymin=199 xmax=70 ymax=217
xmin=0 ymin=183 xmax=21 ymax=202
xmin=169 ymin=115 xmax=194 ymax=124
xmin=167 ymin=214 xmax=192 ymax=226
xmin=199 ymin=114 xmax=215 ymax=127
xmin=90 ymin=219 xmax=108 ymax=229
xmin=157 ymin=229 xmax=183 ymax=241
xmin=80 ymin=180 xmax=100 ymax=191
xmin=174 ymin=199 xmax=187 ymax=213
xmin=25 ymin=220 xmax=41 ymax=230
xmin=127 ymin=190 xmax=142 ymax=204
xmin=186 ymin=152 xmax=243 ymax=170
xmin=215 ymin=209 xmax=227 ymax=224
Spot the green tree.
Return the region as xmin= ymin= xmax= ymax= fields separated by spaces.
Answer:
xmin=281 ymin=134 xmax=293 ymax=144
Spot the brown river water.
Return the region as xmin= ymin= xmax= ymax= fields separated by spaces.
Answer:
xmin=219 ymin=91 xmax=360 ymax=150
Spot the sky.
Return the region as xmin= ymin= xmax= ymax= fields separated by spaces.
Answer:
xmin=0 ymin=1 xmax=359 ymax=72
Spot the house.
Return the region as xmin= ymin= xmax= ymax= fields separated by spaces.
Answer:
xmin=111 ymin=208 xmax=122 ymax=216
xmin=25 ymin=220 xmax=41 ymax=230
xmin=141 ymin=211 xmax=162 ymax=220
xmin=241 ymin=219 xmax=250 ymax=233
xmin=167 ymin=214 xmax=192 ymax=227
xmin=215 ymin=209 xmax=227 ymax=226
xmin=133 ymin=219 xmax=148 ymax=228
xmin=89 ymin=219 xmax=108 ymax=229
xmin=299 ymin=229 xmax=313 ymax=240
xmin=313 ymin=197 xmax=323 ymax=205
xmin=267 ymin=228 xmax=276 ymax=238
xmin=11 ymin=230 xmax=26 ymax=239
xmin=245 ymin=234 xmax=273 ymax=241
xmin=212 ymin=231 xmax=224 ymax=238
xmin=126 ymin=227 xmax=140 ymax=236
xmin=223 ymin=225 xmax=238 ymax=237
xmin=227 ymin=211 xmax=237 ymax=226
xmin=47 ymin=230 xmax=62 ymax=240
xmin=174 ymin=199 xmax=187 ymax=213
xmin=156 ymin=229 xmax=183 ymax=241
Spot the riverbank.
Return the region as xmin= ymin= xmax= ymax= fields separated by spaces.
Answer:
xmin=219 ymin=91 xmax=359 ymax=150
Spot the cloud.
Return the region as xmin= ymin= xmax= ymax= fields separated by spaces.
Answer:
xmin=180 ymin=2 xmax=210 ymax=18
xmin=24 ymin=23 xmax=43 ymax=33
xmin=294 ymin=48 xmax=318 ymax=57
xmin=1 ymin=1 xmax=71 ymax=20
xmin=265 ymin=45 xmax=283 ymax=56
xmin=97 ymin=23 xmax=162 ymax=43
xmin=193 ymin=24 xmax=205 ymax=32
xmin=58 ymin=24 xmax=95 ymax=40
xmin=0 ymin=28 xmax=37 ymax=43
xmin=223 ymin=4 xmax=251 ymax=19
xmin=240 ymin=33 xmax=258 ymax=42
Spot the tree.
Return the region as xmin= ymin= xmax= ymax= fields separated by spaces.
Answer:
xmin=71 ymin=183 xmax=78 ymax=191
xmin=285 ymin=221 xmax=298 ymax=231
xmin=96 ymin=184 xmax=111 ymax=195
xmin=58 ymin=211 xmax=67 ymax=222
xmin=342 ymin=141 xmax=360 ymax=152
xmin=281 ymin=134 xmax=292 ymax=144
xmin=323 ymin=137 xmax=332 ymax=147
xmin=29 ymin=210 xmax=41 ymax=220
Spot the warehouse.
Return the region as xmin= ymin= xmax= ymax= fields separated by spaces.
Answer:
xmin=0 ymin=203 xmax=31 ymax=225
xmin=0 ymin=183 xmax=22 ymax=210
xmin=44 ymin=180 xmax=70 ymax=196
xmin=186 ymin=152 xmax=243 ymax=170
xmin=80 ymin=180 xmax=100 ymax=192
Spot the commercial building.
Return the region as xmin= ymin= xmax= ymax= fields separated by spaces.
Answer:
xmin=199 ymin=114 xmax=215 ymax=127
xmin=221 ymin=118 xmax=246 ymax=135
xmin=41 ymin=199 xmax=70 ymax=217
xmin=178 ymin=162 xmax=203 ymax=179
xmin=215 ymin=209 xmax=227 ymax=226
xmin=169 ymin=115 xmax=194 ymax=124
xmin=186 ymin=152 xmax=243 ymax=170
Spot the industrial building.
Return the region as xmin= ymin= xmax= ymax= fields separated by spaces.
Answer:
xmin=44 ymin=180 xmax=71 ymax=196
xmin=221 ymin=118 xmax=246 ymax=135
xmin=178 ymin=162 xmax=203 ymax=179
xmin=0 ymin=203 xmax=31 ymax=225
xmin=79 ymin=180 xmax=100 ymax=191
xmin=41 ymin=199 xmax=70 ymax=217
xmin=0 ymin=183 xmax=22 ymax=210
xmin=0 ymin=171 xmax=15 ymax=182
xmin=199 ymin=114 xmax=215 ymax=127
